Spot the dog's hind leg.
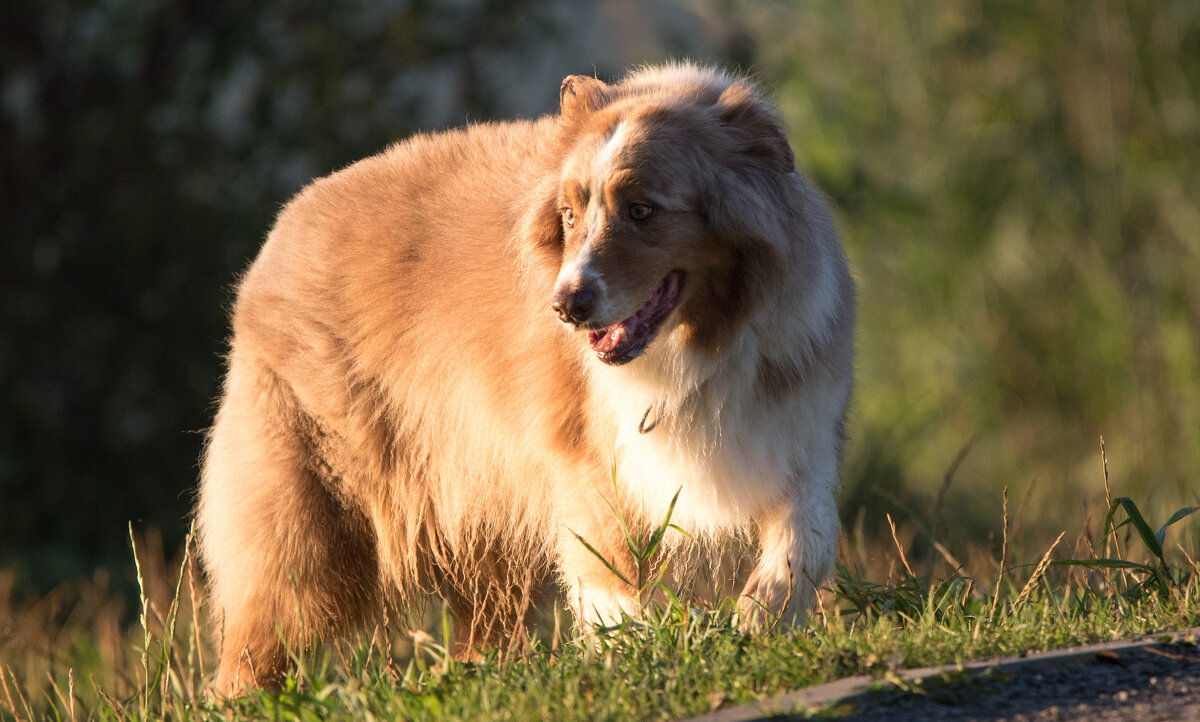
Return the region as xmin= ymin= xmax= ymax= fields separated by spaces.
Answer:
xmin=197 ymin=346 xmax=380 ymax=696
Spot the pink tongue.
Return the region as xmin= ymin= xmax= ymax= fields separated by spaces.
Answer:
xmin=662 ymin=272 xmax=679 ymax=301
xmin=586 ymin=272 xmax=680 ymax=354
xmin=589 ymin=324 xmax=627 ymax=353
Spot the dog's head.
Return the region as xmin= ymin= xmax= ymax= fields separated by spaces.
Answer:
xmin=531 ymin=65 xmax=800 ymax=366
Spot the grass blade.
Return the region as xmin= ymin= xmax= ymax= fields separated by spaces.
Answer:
xmin=642 ymin=487 xmax=682 ymax=561
xmin=1107 ymin=498 xmax=1163 ymax=560
xmin=1012 ymin=531 xmax=1065 ymax=611
xmin=1052 ymin=558 xmax=1154 ymax=572
xmin=128 ymin=523 xmax=152 ymax=713
xmin=568 ymin=528 xmax=633 ymax=588
xmin=1156 ymin=506 xmax=1200 ymax=550
xmin=597 ymin=490 xmax=638 ymax=560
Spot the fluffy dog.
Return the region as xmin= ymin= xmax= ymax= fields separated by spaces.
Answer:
xmin=197 ymin=63 xmax=855 ymax=694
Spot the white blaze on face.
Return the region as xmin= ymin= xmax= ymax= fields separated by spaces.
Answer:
xmin=585 ymin=122 xmax=631 ymax=243
xmin=553 ymin=123 xmax=634 ymax=318
xmin=590 ymin=121 xmax=629 ymax=194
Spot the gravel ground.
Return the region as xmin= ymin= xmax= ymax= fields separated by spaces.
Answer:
xmin=831 ymin=642 xmax=1200 ymax=721
xmin=688 ymin=630 xmax=1200 ymax=722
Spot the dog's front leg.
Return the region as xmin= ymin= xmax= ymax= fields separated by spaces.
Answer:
xmin=738 ymin=486 xmax=840 ymax=630
xmin=555 ymin=501 xmax=642 ymax=629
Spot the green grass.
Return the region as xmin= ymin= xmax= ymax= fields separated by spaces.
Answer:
xmin=2 ymin=480 xmax=1197 ymax=721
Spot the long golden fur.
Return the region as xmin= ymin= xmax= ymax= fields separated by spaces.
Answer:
xmin=197 ymin=63 xmax=855 ymax=694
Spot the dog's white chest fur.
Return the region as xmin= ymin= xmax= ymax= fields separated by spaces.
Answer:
xmin=590 ymin=330 xmax=810 ymax=536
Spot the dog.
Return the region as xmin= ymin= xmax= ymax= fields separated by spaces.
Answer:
xmin=197 ymin=62 xmax=855 ymax=695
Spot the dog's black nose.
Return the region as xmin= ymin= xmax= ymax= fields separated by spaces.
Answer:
xmin=552 ymin=286 xmax=596 ymax=326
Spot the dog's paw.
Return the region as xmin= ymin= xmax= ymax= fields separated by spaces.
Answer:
xmin=735 ymin=562 xmax=806 ymax=632
xmin=735 ymin=572 xmax=774 ymax=631
xmin=573 ymin=585 xmax=641 ymax=629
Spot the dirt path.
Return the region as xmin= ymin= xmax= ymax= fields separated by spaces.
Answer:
xmin=689 ymin=628 xmax=1200 ymax=721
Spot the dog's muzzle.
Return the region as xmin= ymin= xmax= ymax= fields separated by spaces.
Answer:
xmin=551 ymin=284 xmax=598 ymax=327
xmin=551 ymin=271 xmax=684 ymax=366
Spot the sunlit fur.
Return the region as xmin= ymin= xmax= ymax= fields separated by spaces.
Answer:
xmin=196 ymin=62 xmax=855 ymax=695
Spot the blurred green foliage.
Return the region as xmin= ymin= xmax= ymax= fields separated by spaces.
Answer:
xmin=2 ymin=0 xmax=1197 ymax=587
xmin=735 ymin=1 xmax=1200 ymax=551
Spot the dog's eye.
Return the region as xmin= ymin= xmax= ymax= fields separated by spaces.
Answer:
xmin=629 ymin=203 xmax=652 ymax=221
xmin=561 ymin=207 xmax=575 ymax=228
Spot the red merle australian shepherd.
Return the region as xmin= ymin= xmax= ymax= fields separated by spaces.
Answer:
xmin=197 ymin=63 xmax=855 ymax=695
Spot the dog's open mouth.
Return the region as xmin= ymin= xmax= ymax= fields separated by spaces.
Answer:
xmin=586 ymin=271 xmax=683 ymax=365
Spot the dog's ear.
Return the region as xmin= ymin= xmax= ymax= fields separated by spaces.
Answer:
xmin=715 ymin=81 xmax=795 ymax=174
xmin=518 ymin=175 xmax=563 ymax=250
xmin=701 ymin=81 xmax=803 ymax=294
xmin=559 ymin=75 xmax=611 ymax=122
xmin=513 ymin=175 xmax=565 ymax=281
